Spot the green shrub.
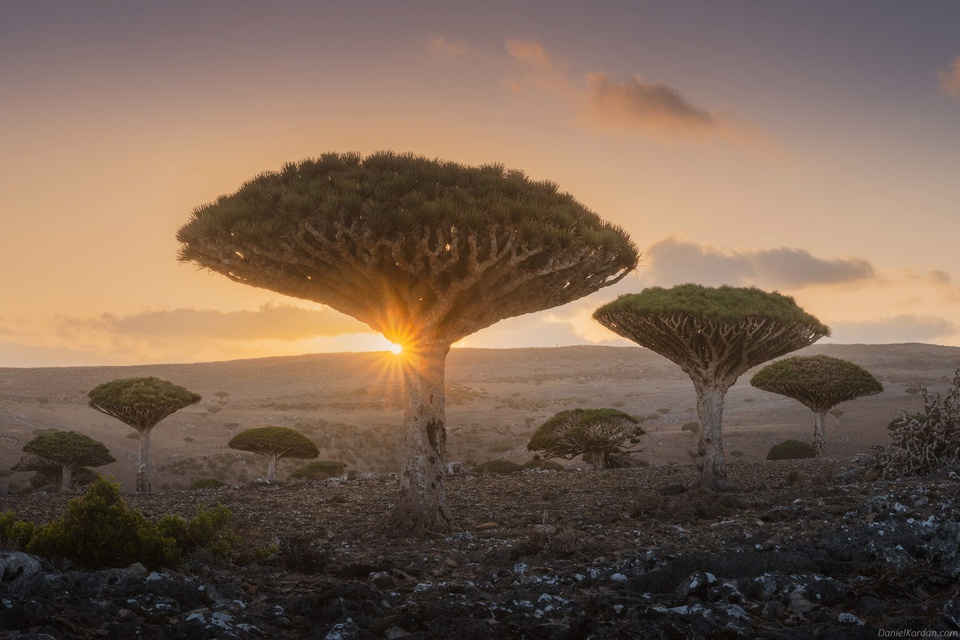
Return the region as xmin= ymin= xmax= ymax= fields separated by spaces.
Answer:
xmin=157 ymin=504 xmax=239 ymax=560
xmin=11 ymin=477 xmax=238 ymax=569
xmin=26 ymin=478 xmax=180 ymax=569
xmin=681 ymin=422 xmax=700 ymax=435
xmin=766 ymin=439 xmax=816 ymax=461
xmin=190 ymin=478 xmax=227 ymax=490
xmin=290 ymin=460 xmax=346 ymax=480
xmin=473 ymin=459 xmax=523 ymax=474
xmin=521 ymin=458 xmax=564 ymax=471
xmin=874 ymin=370 xmax=960 ymax=479
xmin=0 ymin=511 xmax=36 ymax=549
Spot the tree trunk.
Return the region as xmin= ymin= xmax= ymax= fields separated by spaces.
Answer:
xmin=137 ymin=428 xmax=152 ymax=494
xmin=61 ymin=464 xmax=73 ymax=492
xmin=267 ymin=455 xmax=278 ymax=482
xmin=813 ymin=410 xmax=827 ymax=457
xmin=591 ymin=451 xmax=607 ymax=470
xmin=694 ymin=381 xmax=731 ymax=491
xmin=384 ymin=341 xmax=453 ymax=535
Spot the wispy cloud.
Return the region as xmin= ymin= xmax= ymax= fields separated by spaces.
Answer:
xmin=827 ymin=315 xmax=957 ymax=345
xmin=497 ymin=37 xmax=767 ymax=145
xmin=939 ymin=54 xmax=960 ymax=96
xmin=581 ymin=73 xmax=735 ymax=140
xmin=0 ymin=303 xmax=382 ymax=367
xmin=83 ymin=302 xmax=367 ymax=341
xmin=642 ymin=236 xmax=876 ymax=289
xmin=427 ymin=36 xmax=469 ymax=62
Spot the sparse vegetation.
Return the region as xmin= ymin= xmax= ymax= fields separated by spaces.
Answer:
xmin=874 ymin=369 xmax=960 ymax=479
xmin=681 ymin=422 xmax=700 ymax=435
xmin=521 ymin=457 xmax=565 ymax=471
xmin=190 ymin=478 xmax=227 ymax=490
xmin=766 ymin=439 xmax=817 ymax=461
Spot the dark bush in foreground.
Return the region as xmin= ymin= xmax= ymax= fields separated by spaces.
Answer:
xmin=473 ymin=459 xmax=523 ymax=474
xmin=0 ymin=477 xmax=238 ymax=569
xmin=874 ymin=369 xmax=960 ymax=479
xmin=291 ymin=460 xmax=346 ymax=480
xmin=766 ymin=439 xmax=816 ymax=461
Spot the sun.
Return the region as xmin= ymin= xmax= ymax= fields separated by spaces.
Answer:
xmin=388 ymin=341 xmax=404 ymax=355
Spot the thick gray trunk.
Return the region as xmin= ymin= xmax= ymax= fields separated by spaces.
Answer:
xmin=695 ymin=382 xmax=731 ymax=491
xmin=61 ymin=465 xmax=73 ymax=492
xmin=385 ymin=342 xmax=453 ymax=535
xmin=137 ymin=428 xmax=152 ymax=494
xmin=267 ymin=455 xmax=278 ymax=482
xmin=813 ymin=410 xmax=827 ymax=457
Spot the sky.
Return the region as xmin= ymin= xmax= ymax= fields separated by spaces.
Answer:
xmin=2 ymin=0 xmax=960 ymax=367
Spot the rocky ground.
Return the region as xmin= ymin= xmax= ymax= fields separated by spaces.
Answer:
xmin=2 ymin=457 xmax=960 ymax=639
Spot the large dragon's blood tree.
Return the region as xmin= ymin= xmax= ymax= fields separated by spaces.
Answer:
xmin=751 ymin=355 xmax=882 ymax=457
xmin=88 ymin=377 xmax=201 ymax=493
xmin=593 ymin=284 xmax=828 ymax=490
xmin=176 ymin=152 xmax=639 ymax=534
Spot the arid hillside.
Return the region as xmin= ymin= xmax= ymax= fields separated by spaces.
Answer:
xmin=1 ymin=343 xmax=957 ymax=491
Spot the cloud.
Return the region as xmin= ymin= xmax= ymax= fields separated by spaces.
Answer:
xmin=939 ymin=55 xmax=960 ymax=96
xmin=827 ymin=315 xmax=957 ymax=345
xmin=497 ymin=37 xmax=766 ymax=144
xmin=642 ymin=236 xmax=876 ymax=289
xmin=87 ymin=302 xmax=368 ymax=341
xmin=427 ymin=36 xmax=468 ymax=62
xmin=582 ymin=73 xmax=730 ymax=139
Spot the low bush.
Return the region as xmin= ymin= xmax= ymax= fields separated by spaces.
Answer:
xmin=766 ymin=439 xmax=816 ymax=461
xmin=190 ymin=478 xmax=227 ymax=490
xmin=0 ymin=477 xmax=238 ymax=569
xmin=291 ymin=460 xmax=346 ymax=480
xmin=473 ymin=459 xmax=523 ymax=474
xmin=681 ymin=422 xmax=700 ymax=435
xmin=874 ymin=370 xmax=960 ymax=479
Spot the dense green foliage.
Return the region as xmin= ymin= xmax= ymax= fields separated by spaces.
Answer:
xmin=177 ymin=152 xmax=637 ymax=259
xmin=88 ymin=377 xmax=201 ymax=430
xmin=874 ymin=370 xmax=960 ymax=479
xmin=594 ymin=284 xmax=830 ymax=331
xmin=228 ymin=427 xmax=320 ymax=460
xmin=750 ymin=355 xmax=882 ymax=411
xmin=291 ymin=460 xmax=346 ymax=480
xmin=0 ymin=478 xmax=237 ymax=569
xmin=766 ymin=439 xmax=817 ymax=461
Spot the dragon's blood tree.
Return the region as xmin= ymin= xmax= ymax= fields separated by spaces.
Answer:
xmin=751 ymin=355 xmax=882 ymax=456
xmin=177 ymin=152 xmax=638 ymax=534
xmin=594 ymin=284 xmax=828 ymax=490
xmin=228 ymin=427 xmax=320 ymax=482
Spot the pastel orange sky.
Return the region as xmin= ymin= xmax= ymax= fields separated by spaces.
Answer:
xmin=2 ymin=1 xmax=960 ymax=367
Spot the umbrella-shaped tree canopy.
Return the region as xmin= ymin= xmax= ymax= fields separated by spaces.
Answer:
xmin=751 ymin=355 xmax=882 ymax=456
xmin=17 ymin=430 xmax=114 ymax=491
xmin=594 ymin=284 xmax=829 ymax=489
xmin=228 ymin=427 xmax=320 ymax=482
xmin=176 ymin=152 xmax=639 ymax=534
